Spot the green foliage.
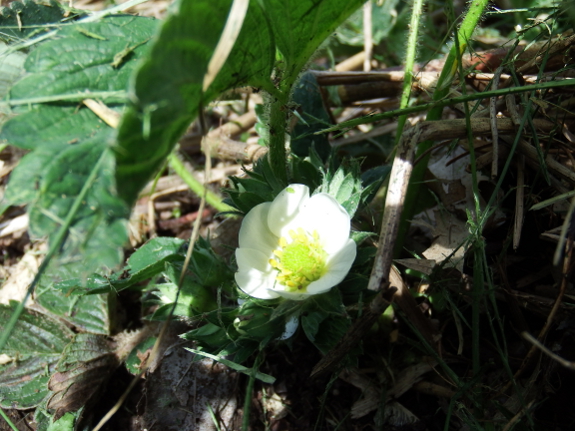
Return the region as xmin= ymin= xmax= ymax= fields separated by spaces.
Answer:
xmin=0 ymin=305 xmax=73 ymax=409
xmin=335 ymin=0 xmax=402 ymax=47
xmin=261 ymin=0 xmax=365 ymax=87
xmin=290 ymin=72 xmax=332 ymax=161
xmin=1 ymin=15 xmax=157 ymax=276
xmin=115 ymin=0 xmax=275 ymax=202
xmin=0 ymin=0 xmax=68 ymax=43
xmin=35 ymin=282 xmax=112 ymax=334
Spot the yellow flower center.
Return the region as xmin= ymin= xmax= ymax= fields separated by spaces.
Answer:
xmin=269 ymin=227 xmax=327 ymax=292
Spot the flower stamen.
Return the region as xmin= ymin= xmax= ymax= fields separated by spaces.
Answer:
xmin=269 ymin=228 xmax=327 ymax=292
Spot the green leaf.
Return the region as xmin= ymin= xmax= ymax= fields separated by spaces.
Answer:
xmin=301 ymin=310 xmax=326 ymax=342
xmin=1 ymin=15 xmax=158 ymax=276
xmin=124 ymin=336 xmax=156 ymax=375
xmin=261 ymin=0 xmax=365 ymax=85
xmin=291 ymin=72 xmax=332 ymax=161
xmin=115 ymin=0 xmax=275 ymax=202
xmin=27 ymin=143 xmax=129 ymax=276
xmin=319 ymin=159 xmax=363 ymax=216
xmin=312 ymin=314 xmax=350 ymax=355
xmin=47 ymin=412 xmax=76 ymax=431
xmin=0 ymin=0 xmax=67 ymax=43
xmin=335 ymin=0 xmax=402 ymax=46
xmin=123 ymin=237 xmax=185 ymax=285
xmin=35 ymin=282 xmax=111 ymax=335
xmin=0 ymin=305 xmax=73 ymax=409
xmin=0 ymin=41 xmax=26 ymax=118
xmin=10 ymin=16 xmax=157 ymax=100
xmin=47 ymin=333 xmax=117 ymax=418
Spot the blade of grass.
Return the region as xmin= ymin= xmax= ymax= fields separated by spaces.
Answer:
xmin=0 ymin=409 xmax=18 ymax=431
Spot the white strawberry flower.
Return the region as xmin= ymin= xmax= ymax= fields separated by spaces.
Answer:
xmin=235 ymin=184 xmax=356 ymax=301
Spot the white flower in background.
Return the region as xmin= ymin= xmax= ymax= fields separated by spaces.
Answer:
xmin=235 ymin=184 xmax=356 ymax=301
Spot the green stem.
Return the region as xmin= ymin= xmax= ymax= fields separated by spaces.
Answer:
xmin=0 ymin=149 xmax=110 ymax=352
xmin=242 ymin=352 xmax=263 ymax=431
xmin=0 ymin=409 xmax=18 ymax=431
xmin=395 ymin=0 xmax=425 ymax=142
xmin=395 ymin=0 xmax=491 ymax=256
xmin=167 ymin=152 xmax=235 ymax=214
xmin=267 ymin=94 xmax=289 ymax=186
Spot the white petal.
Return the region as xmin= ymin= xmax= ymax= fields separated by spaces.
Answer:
xmin=307 ymin=239 xmax=357 ymax=294
xmin=238 ymin=202 xmax=277 ymax=254
xmin=277 ymin=315 xmax=299 ymax=340
xmin=235 ymin=268 xmax=280 ymax=300
xmin=296 ymin=193 xmax=351 ymax=253
xmin=236 ymin=248 xmax=273 ymax=273
xmin=267 ymin=184 xmax=310 ymax=237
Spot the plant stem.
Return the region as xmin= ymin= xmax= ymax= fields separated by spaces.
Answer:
xmin=267 ymin=94 xmax=289 ymax=186
xmin=167 ymin=152 xmax=235 ymax=214
xmin=395 ymin=0 xmax=425 ymax=142
xmin=394 ymin=0 xmax=491 ymax=256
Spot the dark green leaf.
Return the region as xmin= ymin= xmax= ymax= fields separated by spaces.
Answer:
xmin=0 ymin=0 xmax=67 ymax=43
xmin=115 ymin=0 xmax=275 ymax=202
xmin=301 ymin=310 xmax=327 ymax=342
xmin=312 ymin=314 xmax=350 ymax=354
xmin=47 ymin=333 xmax=117 ymax=419
xmin=10 ymin=16 xmax=157 ymax=99
xmin=1 ymin=15 xmax=158 ymax=276
xmin=261 ymin=0 xmax=365 ymax=85
xmin=291 ymin=72 xmax=332 ymax=161
xmin=0 ymin=305 xmax=73 ymax=409
xmin=35 ymin=283 xmax=111 ymax=335
xmin=124 ymin=237 xmax=186 ymax=284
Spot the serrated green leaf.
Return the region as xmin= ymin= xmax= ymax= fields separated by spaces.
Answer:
xmin=261 ymin=0 xmax=365 ymax=85
xmin=0 ymin=0 xmax=67 ymax=43
xmin=1 ymin=15 xmax=158 ymax=276
xmin=47 ymin=411 xmax=76 ymax=431
xmin=0 ymin=41 xmax=26 ymax=117
xmin=115 ymin=0 xmax=275 ymax=202
xmin=312 ymin=314 xmax=350 ymax=355
xmin=35 ymin=283 xmax=111 ymax=335
xmin=0 ymin=305 xmax=73 ymax=409
xmin=124 ymin=236 xmax=185 ymax=283
xmin=27 ymin=143 xmax=129 ymax=276
xmin=1 ymin=105 xmax=108 ymax=151
xmin=47 ymin=333 xmax=117 ymax=418
xmin=10 ymin=16 xmax=157 ymax=99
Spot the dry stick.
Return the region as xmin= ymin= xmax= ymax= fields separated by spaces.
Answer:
xmin=521 ymin=332 xmax=575 ymax=371
xmin=311 ymin=124 xmax=421 ymax=378
xmin=363 ymin=1 xmax=372 ymax=72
